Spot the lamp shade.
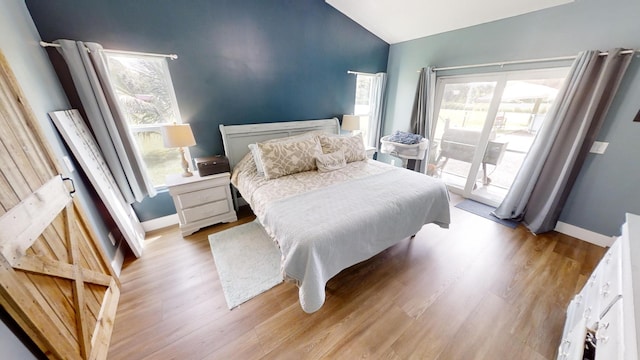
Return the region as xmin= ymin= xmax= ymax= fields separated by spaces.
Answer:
xmin=341 ymin=115 xmax=360 ymax=131
xmin=161 ymin=123 xmax=196 ymax=148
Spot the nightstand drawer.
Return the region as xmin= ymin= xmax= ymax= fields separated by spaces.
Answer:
xmin=182 ymin=199 xmax=230 ymax=223
xmin=178 ymin=186 xmax=227 ymax=209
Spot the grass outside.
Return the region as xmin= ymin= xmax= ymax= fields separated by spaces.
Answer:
xmin=437 ymin=109 xmax=534 ymax=135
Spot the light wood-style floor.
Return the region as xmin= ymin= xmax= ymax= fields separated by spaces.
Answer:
xmin=108 ymin=197 xmax=606 ymax=359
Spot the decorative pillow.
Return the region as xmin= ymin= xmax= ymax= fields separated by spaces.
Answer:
xmin=315 ymin=150 xmax=346 ymax=172
xmin=247 ymin=143 xmax=265 ymax=176
xmin=318 ymin=133 xmax=367 ymax=163
xmin=248 ymin=131 xmax=325 ymax=177
xmin=257 ymin=137 xmax=322 ymax=180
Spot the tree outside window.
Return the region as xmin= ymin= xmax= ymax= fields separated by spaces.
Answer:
xmin=105 ymin=53 xmax=185 ymax=188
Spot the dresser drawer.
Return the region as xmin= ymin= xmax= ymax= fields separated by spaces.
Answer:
xmin=562 ymin=297 xmax=581 ymax=340
xmin=177 ymin=186 xmax=227 ymax=209
xmin=595 ymin=297 xmax=623 ymax=360
xmin=558 ymin=317 xmax=588 ymax=360
xmin=598 ymin=239 xmax=622 ymax=308
xmin=182 ymin=199 xmax=230 ymax=223
xmin=577 ymin=265 xmax=604 ymax=329
xmin=574 ymin=239 xmax=623 ymax=329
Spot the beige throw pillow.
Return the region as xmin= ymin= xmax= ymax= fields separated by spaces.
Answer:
xmin=248 ymin=131 xmax=326 ymax=176
xmin=257 ymin=137 xmax=322 ymax=180
xmin=318 ymin=133 xmax=367 ymax=163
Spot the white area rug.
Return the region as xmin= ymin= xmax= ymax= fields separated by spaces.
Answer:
xmin=208 ymin=220 xmax=283 ymax=309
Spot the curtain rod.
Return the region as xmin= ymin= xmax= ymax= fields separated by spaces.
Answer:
xmin=430 ymin=49 xmax=637 ymax=72
xmin=347 ymin=70 xmax=375 ymax=76
xmin=39 ymin=41 xmax=178 ymax=60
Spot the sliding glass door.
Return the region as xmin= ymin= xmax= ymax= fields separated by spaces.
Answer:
xmin=430 ymin=68 xmax=569 ymax=206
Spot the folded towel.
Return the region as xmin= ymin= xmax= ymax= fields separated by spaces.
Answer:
xmin=386 ymin=131 xmax=423 ymax=145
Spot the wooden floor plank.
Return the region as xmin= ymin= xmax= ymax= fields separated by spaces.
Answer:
xmin=108 ymin=197 xmax=606 ymax=359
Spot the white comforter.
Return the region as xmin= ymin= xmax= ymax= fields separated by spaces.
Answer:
xmin=232 ymin=156 xmax=450 ymax=313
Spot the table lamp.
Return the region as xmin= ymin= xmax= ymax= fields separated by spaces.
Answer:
xmin=341 ymin=115 xmax=361 ymax=135
xmin=161 ymin=123 xmax=197 ymax=177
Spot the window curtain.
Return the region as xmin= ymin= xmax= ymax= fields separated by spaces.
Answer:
xmin=367 ymin=72 xmax=387 ymax=149
xmin=493 ymin=49 xmax=633 ymax=234
xmin=55 ymin=39 xmax=156 ymax=203
xmin=409 ymin=66 xmax=436 ymax=173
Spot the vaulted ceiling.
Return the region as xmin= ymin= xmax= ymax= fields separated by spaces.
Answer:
xmin=326 ymin=0 xmax=574 ymax=44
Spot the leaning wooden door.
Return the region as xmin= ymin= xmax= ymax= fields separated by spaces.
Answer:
xmin=0 ymin=52 xmax=120 ymax=359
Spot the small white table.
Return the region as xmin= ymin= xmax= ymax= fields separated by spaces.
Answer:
xmin=365 ymin=146 xmax=376 ymax=159
xmin=165 ymin=171 xmax=237 ymax=236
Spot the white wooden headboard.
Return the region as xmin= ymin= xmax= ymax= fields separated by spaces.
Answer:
xmin=219 ymin=118 xmax=341 ymax=169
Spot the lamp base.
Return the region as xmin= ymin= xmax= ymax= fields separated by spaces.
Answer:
xmin=179 ymin=147 xmax=193 ymax=177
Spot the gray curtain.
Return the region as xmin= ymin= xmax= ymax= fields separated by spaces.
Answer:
xmin=494 ymin=49 xmax=633 ymax=234
xmin=409 ymin=66 xmax=436 ymax=173
xmin=367 ymin=72 xmax=387 ymax=149
xmin=55 ymin=40 xmax=156 ymax=203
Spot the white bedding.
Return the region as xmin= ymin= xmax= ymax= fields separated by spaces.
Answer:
xmin=232 ymin=154 xmax=450 ymax=313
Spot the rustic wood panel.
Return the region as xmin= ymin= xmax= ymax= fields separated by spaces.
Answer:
xmin=0 ymin=50 xmax=120 ymax=359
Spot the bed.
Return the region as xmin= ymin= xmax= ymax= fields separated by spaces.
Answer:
xmin=220 ymin=118 xmax=451 ymax=313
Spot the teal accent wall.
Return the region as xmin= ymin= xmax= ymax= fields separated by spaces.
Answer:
xmin=26 ymin=0 xmax=389 ymax=221
xmin=384 ymin=0 xmax=640 ymax=236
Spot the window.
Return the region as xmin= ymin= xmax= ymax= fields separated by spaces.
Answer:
xmin=354 ymin=74 xmax=374 ymax=141
xmin=104 ymin=53 xmax=185 ymax=188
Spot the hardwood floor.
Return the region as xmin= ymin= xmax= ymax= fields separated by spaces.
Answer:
xmin=107 ymin=197 xmax=606 ymax=359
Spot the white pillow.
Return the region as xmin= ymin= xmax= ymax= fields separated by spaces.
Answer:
xmin=318 ymin=133 xmax=367 ymax=163
xmin=315 ymin=150 xmax=346 ymax=172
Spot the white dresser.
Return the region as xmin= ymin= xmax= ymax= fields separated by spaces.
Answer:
xmin=558 ymin=213 xmax=639 ymax=359
xmin=166 ymin=172 xmax=237 ymax=236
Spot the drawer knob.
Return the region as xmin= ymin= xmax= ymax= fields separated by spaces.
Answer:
xmin=559 ymin=339 xmax=571 ymax=358
xmin=596 ymin=321 xmax=611 ymax=343
xmin=597 ymin=335 xmax=610 ymax=344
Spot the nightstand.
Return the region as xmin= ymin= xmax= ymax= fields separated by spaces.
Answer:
xmin=365 ymin=146 xmax=376 ymax=159
xmin=166 ymin=171 xmax=237 ymax=236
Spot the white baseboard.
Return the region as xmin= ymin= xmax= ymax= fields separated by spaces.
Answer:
xmin=142 ymin=214 xmax=179 ymax=232
xmin=555 ymin=221 xmax=616 ymax=248
xmin=110 ymin=241 xmax=125 ymax=277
